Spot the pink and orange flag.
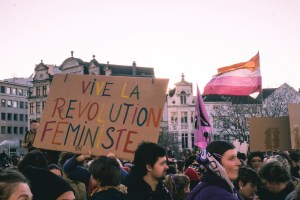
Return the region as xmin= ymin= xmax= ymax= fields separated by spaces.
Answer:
xmin=203 ymin=52 xmax=262 ymax=96
xmin=194 ymin=84 xmax=211 ymax=149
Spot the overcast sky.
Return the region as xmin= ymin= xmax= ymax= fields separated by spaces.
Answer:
xmin=1 ymin=0 xmax=300 ymax=92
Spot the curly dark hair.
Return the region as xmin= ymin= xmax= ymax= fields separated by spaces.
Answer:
xmin=258 ymin=160 xmax=291 ymax=183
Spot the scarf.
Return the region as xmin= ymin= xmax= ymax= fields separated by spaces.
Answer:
xmin=197 ymin=149 xmax=236 ymax=194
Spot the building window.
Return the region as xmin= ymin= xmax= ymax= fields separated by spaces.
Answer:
xmin=1 ymin=113 xmax=5 ymax=120
xmin=42 ymin=101 xmax=46 ymax=110
xmin=36 ymin=102 xmax=41 ymax=113
xmin=180 ymin=91 xmax=187 ymax=104
xmin=42 ymin=85 xmax=47 ymax=96
xmin=36 ymin=87 xmax=41 ymax=96
xmin=20 ymin=101 xmax=24 ymax=109
xmin=181 ymin=133 xmax=188 ymax=148
xmin=12 ymin=88 xmax=17 ymax=95
xmin=14 ymin=127 xmax=18 ymax=134
xmin=224 ymin=134 xmax=230 ymax=141
xmin=19 ymin=127 xmax=24 ymax=134
xmin=30 ymin=103 xmax=34 ymax=114
xmin=7 ymin=126 xmax=12 ymax=134
xmin=7 ymin=100 xmax=12 ymax=107
xmin=19 ymin=114 xmax=24 ymax=121
xmin=1 ymin=99 xmax=5 ymax=107
xmin=7 ymin=113 xmax=12 ymax=121
xmin=181 ymin=112 xmax=188 ymax=124
xmin=171 ymin=112 xmax=178 ymax=124
xmin=0 ymin=86 xmax=5 ymax=93
xmin=25 ymin=115 xmax=28 ymax=122
xmin=13 ymin=114 xmax=18 ymax=121
xmin=213 ymin=134 xmax=220 ymax=141
xmin=25 ymin=102 xmax=28 ymax=109
xmin=12 ymin=101 xmax=17 ymax=108
xmin=191 ymin=111 xmax=194 ymax=124
xmin=191 ymin=133 xmax=195 ymax=148
xmin=18 ymin=88 xmax=23 ymax=96
xmin=1 ymin=126 xmax=5 ymax=134
xmin=6 ymin=87 xmax=11 ymax=94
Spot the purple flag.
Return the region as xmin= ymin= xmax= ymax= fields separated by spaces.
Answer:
xmin=194 ymin=84 xmax=212 ymax=149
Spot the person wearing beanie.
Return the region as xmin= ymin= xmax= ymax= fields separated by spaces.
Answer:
xmin=184 ymin=167 xmax=200 ymax=190
xmin=20 ymin=165 xmax=75 ymax=200
xmin=187 ymin=140 xmax=241 ymax=200
xmin=18 ymin=150 xmax=75 ymax=200
xmin=247 ymin=151 xmax=264 ymax=172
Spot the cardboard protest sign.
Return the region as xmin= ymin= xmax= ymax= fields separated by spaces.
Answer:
xmin=249 ymin=117 xmax=291 ymax=152
xmin=288 ymin=103 xmax=300 ymax=149
xmin=33 ymin=74 xmax=169 ymax=160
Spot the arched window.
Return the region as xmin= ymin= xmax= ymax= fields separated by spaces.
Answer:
xmin=180 ymin=91 xmax=187 ymax=104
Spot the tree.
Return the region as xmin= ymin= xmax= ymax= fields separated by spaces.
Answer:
xmin=211 ymin=101 xmax=262 ymax=143
xmin=209 ymin=83 xmax=300 ymax=144
xmin=158 ymin=131 xmax=181 ymax=159
xmin=262 ymin=83 xmax=300 ymax=117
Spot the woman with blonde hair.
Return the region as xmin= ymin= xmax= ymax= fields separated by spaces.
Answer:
xmin=164 ymin=173 xmax=190 ymax=200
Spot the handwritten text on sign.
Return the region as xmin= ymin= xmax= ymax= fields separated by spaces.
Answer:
xmin=34 ymin=74 xmax=169 ymax=160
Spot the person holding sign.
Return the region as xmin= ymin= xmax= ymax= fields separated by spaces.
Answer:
xmin=62 ymin=151 xmax=128 ymax=198
xmin=89 ymin=156 xmax=127 ymax=200
xmin=125 ymin=141 xmax=172 ymax=200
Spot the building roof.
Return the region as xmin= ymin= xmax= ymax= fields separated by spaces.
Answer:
xmin=255 ymin=88 xmax=276 ymax=100
xmin=104 ymin=64 xmax=154 ymax=77
xmin=203 ymin=94 xmax=260 ymax=104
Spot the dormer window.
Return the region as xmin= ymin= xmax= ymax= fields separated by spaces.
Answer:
xmin=180 ymin=91 xmax=187 ymax=104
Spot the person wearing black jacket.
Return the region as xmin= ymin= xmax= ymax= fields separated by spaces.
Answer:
xmin=125 ymin=142 xmax=172 ymax=200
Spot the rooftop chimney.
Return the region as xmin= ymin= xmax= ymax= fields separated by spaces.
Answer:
xmin=132 ymin=61 xmax=137 ymax=75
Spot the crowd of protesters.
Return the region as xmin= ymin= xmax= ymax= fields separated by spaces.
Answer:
xmin=2 ymin=141 xmax=300 ymax=200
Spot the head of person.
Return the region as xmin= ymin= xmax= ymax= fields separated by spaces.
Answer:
xmin=48 ymin=164 xmax=63 ymax=177
xmin=133 ymin=141 xmax=169 ymax=180
xmin=289 ymin=151 xmax=300 ymax=168
xmin=30 ymin=120 xmax=39 ymax=132
xmin=234 ymin=167 xmax=260 ymax=200
xmin=0 ymin=168 xmax=33 ymax=200
xmin=205 ymin=140 xmax=241 ymax=180
xmin=269 ymin=154 xmax=292 ymax=172
xmin=184 ymin=167 xmax=200 ymax=190
xmin=247 ymin=151 xmax=264 ymax=171
xmin=89 ymin=156 xmax=121 ymax=188
xmin=164 ymin=174 xmax=190 ymax=200
xmin=18 ymin=149 xmax=48 ymax=172
xmin=21 ymin=165 xmax=75 ymax=200
xmin=258 ymin=160 xmax=291 ymax=193
xmin=184 ymin=155 xmax=197 ymax=169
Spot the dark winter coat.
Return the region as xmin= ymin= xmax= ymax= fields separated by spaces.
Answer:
xmin=187 ymin=172 xmax=239 ymax=200
xmin=125 ymin=169 xmax=172 ymax=200
xmin=258 ymin=180 xmax=295 ymax=200
xmin=90 ymin=188 xmax=126 ymax=200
